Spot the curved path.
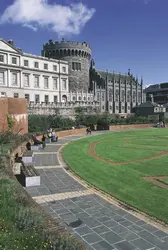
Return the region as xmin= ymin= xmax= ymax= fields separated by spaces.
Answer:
xmin=26 ymin=131 xmax=168 ymax=250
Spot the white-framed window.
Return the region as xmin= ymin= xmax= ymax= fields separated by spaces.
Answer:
xmin=54 ymin=95 xmax=58 ymax=103
xmin=53 ymin=78 xmax=58 ymax=89
xmin=14 ymin=93 xmax=19 ymax=98
xmin=44 ymin=63 xmax=48 ymax=70
xmin=62 ymin=79 xmax=67 ymax=90
xmin=53 ymin=65 xmax=57 ymax=71
xmin=12 ymin=57 xmax=17 ymax=64
xmin=1 ymin=92 xmax=6 ymax=97
xmin=35 ymin=94 xmax=40 ymax=103
xmin=25 ymin=94 xmax=29 ymax=102
xmin=0 ymin=72 xmax=5 ymax=85
xmin=44 ymin=77 xmax=49 ymax=89
xmin=24 ymin=60 xmax=29 ymax=67
xmin=0 ymin=55 xmax=4 ymax=62
xmin=11 ymin=72 xmax=17 ymax=86
xmin=34 ymin=75 xmax=39 ymax=88
xmin=34 ymin=62 xmax=39 ymax=68
xmin=44 ymin=95 xmax=49 ymax=103
xmin=24 ymin=74 xmax=29 ymax=87
xmin=62 ymin=66 xmax=66 ymax=73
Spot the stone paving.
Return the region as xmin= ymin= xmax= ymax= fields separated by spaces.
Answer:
xmin=26 ymin=132 xmax=168 ymax=250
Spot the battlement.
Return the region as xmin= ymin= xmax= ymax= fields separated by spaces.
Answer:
xmin=43 ymin=39 xmax=91 ymax=54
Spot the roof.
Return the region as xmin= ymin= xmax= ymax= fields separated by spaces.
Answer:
xmin=0 ymin=38 xmax=23 ymax=54
xmin=96 ymin=70 xmax=140 ymax=83
xmin=136 ymin=101 xmax=159 ymax=108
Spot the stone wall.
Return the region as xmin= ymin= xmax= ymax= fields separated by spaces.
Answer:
xmin=109 ymin=124 xmax=151 ymax=131
xmin=0 ymin=98 xmax=28 ymax=134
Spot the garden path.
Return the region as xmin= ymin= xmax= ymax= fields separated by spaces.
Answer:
xmin=26 ymin=131 xmax=168 ymax=250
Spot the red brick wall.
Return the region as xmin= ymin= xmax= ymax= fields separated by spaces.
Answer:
xmin=109 ymin=124 xmax=151 ymax=131
xmin=0 ymin=98 xmax=28 ymax=134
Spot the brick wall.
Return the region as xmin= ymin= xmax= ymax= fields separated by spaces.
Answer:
xmin=0 ymin=98 xmax=28 ymax=134
xmin=109 ymin=124 xmax=151 ymax=131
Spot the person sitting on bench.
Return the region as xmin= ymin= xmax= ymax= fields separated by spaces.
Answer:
xmin=26 ymin=141 xmax=31 ymax=150
xmin=32 ymin=135 xmax=43 ymax=145
xmin=51 ymin=131 xmax=58 ymax=142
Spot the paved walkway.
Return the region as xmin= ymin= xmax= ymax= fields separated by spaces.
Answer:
xmin=26 ymin=132 xmax=168 ymax=250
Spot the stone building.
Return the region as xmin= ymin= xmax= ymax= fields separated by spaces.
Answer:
xmin=89 ymin=60 xmax=143 ymax=115
xmin=42 ymin=38 xmax=91 ymax=92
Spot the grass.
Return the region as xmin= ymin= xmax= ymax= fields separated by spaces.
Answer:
xmin=0 ymin=134 xmax=84 ymax=250
xmin=62 ymin=128 xmax=168 ymax=224
xmin=157 ymin=178 xmax=168 ymax=185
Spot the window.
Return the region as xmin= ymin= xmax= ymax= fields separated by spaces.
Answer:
xmin=72 ymin=96 xmax=76 ymax=101
xmin=0 ymin=55 xmax=4 ymax=62
xmin=12 ymin=57 xmax=17 ymax=64
xmin=25 ymin=94 xmax=29 ymax=102
xmin=34 ymin=62 xmax=39 ymax=68
xmin=102 ymin=93 xmax=105 ymax=101
xmin=78 ymin=96 xmax=81 ymax=101
xmin=44 ymin=95 xmax=49 ymax=103
xmin=44 ymin=77 xmax=49 ymax=89
xmin=24 ymin=74 xmax=29 ymax=87
xmin=133 ymin=91 xmax=136 ymax=102
xmin=62 ymin=67 xmax=66 ymax=73
xmin=115 ymin=89 xmax=119 ymax=102
xmin=109 ymin=88 xmax=113 ymax=102
xmin=138 ymin=92 xmax=141 ymax=103
xmin=54 ymin=96 xmax=58 ymax=103
xmin=44 ymin=63 xmax=48 ymax=70
xmin=24 ymin=60 xmax=29 ymax=67
xmin=62 ymin=79 xmax=67 ymax=90
xmin=1 ymin=92 xmax=6 ymax=97
xmin=72 ymin=62 xmax=81 ymax=71
xmin=34 ymin=76 xmax=39 ymax=88
xmin=53 ymin=78 xmax=58 ymax=89
xmin=14 ymin=93 xmax=19 ymax=98
xmin=0 ymin=72 xmax=4 ymax=85
xmin=121 ymin=90 xmax=125 ymax=102
xmin=35 ymin=94 xmax=40 ymax=103
xmin=12 ymin=73 xmax=17 ymax=86
xmin=53 ymin=65 xmax=57 ymax=71
xmin=127 ymin=90 xmax=130 ymax=102
xmin=97 ymin=93 xmax=100 ymax=101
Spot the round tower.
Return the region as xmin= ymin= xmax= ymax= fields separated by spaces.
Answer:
xmin=41 ymin=39 xmax=91 ymax=92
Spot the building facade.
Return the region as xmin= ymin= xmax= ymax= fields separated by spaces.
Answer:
xmin=42 ymin=39 xmax=91 ymax=92
xmin=89 ymin=60 xmax=143 ymax=115
xmin=0 ymin=38 xmax=144 ymax=117
xmin=144 ymin=83 xmax=168 ymax=104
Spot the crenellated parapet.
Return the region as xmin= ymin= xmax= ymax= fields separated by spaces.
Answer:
xmin=42 ymin=39 xmax=91 ymax=60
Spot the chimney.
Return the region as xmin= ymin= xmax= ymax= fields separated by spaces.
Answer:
xmin=8 ymin=39 xmax=14 ymax=47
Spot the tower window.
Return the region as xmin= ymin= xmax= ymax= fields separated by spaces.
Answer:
xmin=72 ymin=62 xmax=81 ymax=71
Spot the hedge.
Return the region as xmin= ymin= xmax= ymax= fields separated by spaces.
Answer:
xmin=28 ymin=114 xmax=160 ymax=133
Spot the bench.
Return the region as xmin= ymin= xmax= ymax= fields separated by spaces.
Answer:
xmin=31 ymin=144 xmax=43 ymax=151
xmin=16 ymin=161 xmax=40 ymax=187
xmin=22 ymin=151 xmax=34 ymax=164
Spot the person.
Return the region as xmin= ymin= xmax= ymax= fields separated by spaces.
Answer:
xmin=86 ymin=127 xmax=91 ymax=135
xmin=42 ymin=133 xmax=46 ymax=149
xmin=51 ymin=131 xmax=58 ymax=142
xmin=26 ymin=141 xmax=31 ymax=150
xmin=32 ymin=134 xmax=43 ymax=145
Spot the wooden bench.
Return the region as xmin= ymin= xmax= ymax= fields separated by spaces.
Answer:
xmin=16 ymin=161 xmax=40 ymax=187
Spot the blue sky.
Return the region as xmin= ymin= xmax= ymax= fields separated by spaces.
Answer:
xmin=0 ymin=0 xmax=167 ymax=86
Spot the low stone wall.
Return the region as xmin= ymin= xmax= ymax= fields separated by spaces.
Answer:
xmin=109 ymin=124 xmax=152 ymax=131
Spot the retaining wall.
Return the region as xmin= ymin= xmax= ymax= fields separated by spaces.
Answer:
xmin=0 ymin=98 xmax=28 ymax=134
xmin=109 ymin=124 xmax=152 ymax=131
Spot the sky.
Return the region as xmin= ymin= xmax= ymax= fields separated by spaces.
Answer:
xmin=0 ymin=0 xmax=167 ymax=86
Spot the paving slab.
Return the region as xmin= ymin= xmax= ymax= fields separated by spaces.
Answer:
xmin=25 ymin=132 xmax=168 ymax=250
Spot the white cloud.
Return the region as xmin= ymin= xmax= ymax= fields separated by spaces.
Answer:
xmin=0 ymin=0 xmax=95 ymax=37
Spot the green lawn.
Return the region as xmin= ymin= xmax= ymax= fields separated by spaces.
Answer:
xmin=62 ymin=128 xmax=168 ymax=224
